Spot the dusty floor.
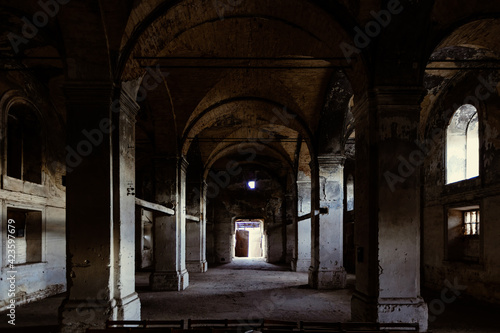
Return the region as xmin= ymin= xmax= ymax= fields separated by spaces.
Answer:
xmin=0 ymin=258 xmax=498 ymax=332
xmin=138 ymin=258 xmax=352 ymax=322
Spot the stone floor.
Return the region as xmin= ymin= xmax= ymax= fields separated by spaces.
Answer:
xmin=0 ymin=258 xmax=498 ymax=332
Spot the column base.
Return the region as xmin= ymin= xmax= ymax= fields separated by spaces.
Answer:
xmin=112 ymin=292 xmax=141 ymax=320
xmin=290 ymin=258 xmax=297 ymax=271
xmin=150 ymin=269 xmax=189 ymax=291
xmin=292 ymin=258 xmax=311 ymax=272
xmin=59 ymin=292 xmax=141 ymax=333
xmin=351 ymin=291 xmax=428 ymax=332
xmin=186 ymin=260 xmax=208 ymax=273
xmin=308 ymin=267 xmax=346 ymax=289
xmin=377 ymin=297 xmax=428 ymax=332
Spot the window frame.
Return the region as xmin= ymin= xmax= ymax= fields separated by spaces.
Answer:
xmin=3 ymin=203 xmax=47 ymax=268
xmin=1 ymin=94 xmax=46 ymax=194
xmin=444 ymin=203 xmax=483 ymax=264
xmin=445 ymin=104 xmax=481 ymax=185
xmin=463 ymin=209 xmax=480 ymax=237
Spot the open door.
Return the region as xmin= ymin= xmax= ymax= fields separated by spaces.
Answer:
xmin=235 ymin=230 xmax=249 ymax=257
xmin=234 ymin=220 xmax=264 ymax=258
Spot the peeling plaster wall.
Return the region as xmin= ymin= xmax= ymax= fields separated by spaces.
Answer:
xmin=0 ymin=84 xmax=66 ymax=311
xmin=206 ymin=167 xmax=287 ymax=264
xmin=185 ymin=176 xmax=204 ymax=270
xmin=423 ymin=92 xmax=500 ymax=304
xmin=343 ymin=158 xmax=355 ymax=273
xmin=0 ymin=206 xmax=66 ymax=311
xmin=285 ymin=190 xmax=295 ymax=264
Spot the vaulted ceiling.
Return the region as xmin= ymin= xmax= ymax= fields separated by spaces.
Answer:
xmin=1 ymin=0 xmax=500 ymax=183
xmin=121 ymin=0 xmax=363 ymax=179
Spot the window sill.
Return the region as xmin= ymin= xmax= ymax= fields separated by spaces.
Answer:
xmin=461 ymin=235 xmax=480 ymax=239
xmin=5 ymin=261 xmax=47 ymax=269
xmin=442 ymin=176 xmax=481 ymax=194
xmin=2 ymin=175 xmax=47 ymax=197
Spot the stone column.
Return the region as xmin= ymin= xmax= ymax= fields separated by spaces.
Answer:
xmin=200 ymin=181 xmax=208 ymax=270
xmin=351 ymin=88 xmax=428 ymax=331
xmin=308 ymin=155 xmax=346 ymax=289
xmin=285 ymin=191 xmax=296 ymax=264
xmin=111 ymin=89 xmax=141 ymax=318
xmin=150 ymin=156 xmax=189 ymax=291
xmin=186 ymin=181 xmax=208 ymax=272
xmin=292 ymin=174 xmax=311 ymax=272
xmin=59 ymin=84 xmax=140 ymax=333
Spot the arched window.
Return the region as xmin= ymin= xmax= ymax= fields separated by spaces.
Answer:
xmin=7 ymin=105 xmax=42 ymax=184
xmin=446 ymin=104 xmax=479 ymax=184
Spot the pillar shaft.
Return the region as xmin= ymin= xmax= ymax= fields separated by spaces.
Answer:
xmin=111 ymin=89 xmax=141 ymax=318
xmin=309 ymin=156 xmax=346 ymax=289
xmin=292 ymin=176 xmax=311 ymax=272
xmin=59 ymin=84 xmax=140 ymax=333
xmin=201 ymin=182 xmax=207 ymax=269
xmin=351 ymin=87 xmax=428 ymax=331
xmin=150 ymin=157 xmax=189 ymax=291
xmin=285 ymin=191 xmax=296 ymax=264
xmin=186 ymin=181 xmax=208 ymax=272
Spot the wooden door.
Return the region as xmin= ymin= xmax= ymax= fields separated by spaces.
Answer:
xmin=235 ymin=230 xmax=249 ymax=257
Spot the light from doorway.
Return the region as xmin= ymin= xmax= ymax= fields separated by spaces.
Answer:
xmin=235 ymin=220 xmax=263 ymax=258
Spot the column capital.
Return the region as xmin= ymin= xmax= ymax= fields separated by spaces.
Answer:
xmin=317 ymin=155 xmax=346 ymax=167
xmin=372 ymin=85 xmax=425 ymax=105
xmin=179 ymin=156 xmax=189 ymax=172
xmin=297 ymin=170 xmax=311 ymax=182
xmin=119 ymin=88 xmax=140 ymax=121
xmin=351 ymin=86 xmax=424 ymax=125
xmin=372 ymin=85 xmax=424 ymax=120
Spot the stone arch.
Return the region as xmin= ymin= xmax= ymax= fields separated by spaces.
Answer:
xmin=181 ymin=97 xmax=314 ymax=159
xmin=203 ymin=141 xmax=294 ymax=181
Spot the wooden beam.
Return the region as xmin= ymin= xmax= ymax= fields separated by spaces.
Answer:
xmin=186 ymin=214 xmax=201 ymax=222
xmin=298 ymin=213 xmax=311 ymax=221
xmin=135 ymin=198 xmax=174 ymax=216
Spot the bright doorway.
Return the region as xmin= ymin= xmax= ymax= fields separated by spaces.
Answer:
xmin=233 ymin=219 xmax=265 ymax=259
